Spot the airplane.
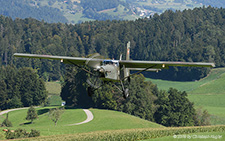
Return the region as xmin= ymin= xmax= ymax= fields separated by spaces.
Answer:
xmin=13 ymin=41 xmax=215 ymax=99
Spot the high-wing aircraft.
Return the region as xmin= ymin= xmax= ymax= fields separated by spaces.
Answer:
xmin=14 ymin=41 xmax=215 ymax=98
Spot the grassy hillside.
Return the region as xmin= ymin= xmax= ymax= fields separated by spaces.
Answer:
xmin=1 ymin=108 xmax=225 ymax=140
xmin=148 ymin=68 xmax=225 ymax=93
xmin=37 ymin=0 xmax=202 ymax=23
xmin=0 ymin=108 xmax=163 ymax=139
xmin=45 ymin=82 xmax=61 ymax=95
xmin=45 ymin=82 xmax=63 ymax=106
xmin=148 ymin=67 xmax=225 ymax=125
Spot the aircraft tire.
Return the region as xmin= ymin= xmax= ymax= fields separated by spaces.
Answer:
xmin=123 ymin=88 xmax=129 ymax=99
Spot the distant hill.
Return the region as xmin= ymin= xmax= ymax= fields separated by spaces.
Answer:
xmin=0 ymin=0 xmax=68 ymax=23
xmin=0 ymin=0 xmax=225 ymax=24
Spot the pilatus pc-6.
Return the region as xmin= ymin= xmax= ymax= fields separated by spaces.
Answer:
xmin=14 ymin=41 xmax=215 ymax=98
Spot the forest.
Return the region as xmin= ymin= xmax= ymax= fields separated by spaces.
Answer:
xmin=1 ymin=6 xmax=224 ymax=81
xmin=0 ymin=66 xmax=47 ymax=110
xmin=0 ymin=6 xmax=224 ymax=126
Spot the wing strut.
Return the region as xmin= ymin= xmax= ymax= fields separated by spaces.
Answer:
xmin=66 ymin=60 xmax=97 ymax=76
xmin=122 ymin=64 xmax=158 ymax=81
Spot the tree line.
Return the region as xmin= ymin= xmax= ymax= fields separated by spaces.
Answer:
xmin=1 ymin=6 xmax=225 ymax=81
xmin=0 ymin=66 xmax=47 ymax=110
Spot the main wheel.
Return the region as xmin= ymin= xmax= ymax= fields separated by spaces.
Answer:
xmin=123 ymin=88 xmax=129 ymax=99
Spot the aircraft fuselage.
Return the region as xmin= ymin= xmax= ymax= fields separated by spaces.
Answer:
xmin=98 ymin=60 xmax=120 ymax=81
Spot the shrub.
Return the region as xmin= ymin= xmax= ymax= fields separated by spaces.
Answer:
xmin=5 ymin=128 xmax=40 ymax=139
xmin=29 ymin=129 xmax=40 ymax=137
xmin=1 ymin=113 xmax=12 ymax=127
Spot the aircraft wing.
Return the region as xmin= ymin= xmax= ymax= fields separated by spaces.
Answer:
xmin=119 ymin=60 xmax=215 ymax=69
xmin=13 ymin=53 xmax=103 ymax=66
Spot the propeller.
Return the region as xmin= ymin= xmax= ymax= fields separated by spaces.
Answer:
xmin=85 ymin=53 xmax=103 ymax=69
xmin=85 ymin=53 xmax=105 ymax=92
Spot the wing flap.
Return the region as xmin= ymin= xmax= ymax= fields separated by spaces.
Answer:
xmin=120 ymin=60 xmax=215 ymax=69
xmin=128 ymin=68 xmax=161 ymax=72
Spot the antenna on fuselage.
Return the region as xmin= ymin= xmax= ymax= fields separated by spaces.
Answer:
xmin=126 ymin=41 xmax=130 ymax=60
xmin=120 ymin=54 xmax=122 ymax=60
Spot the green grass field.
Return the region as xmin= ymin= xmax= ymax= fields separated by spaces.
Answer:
xmin=45 ymin=82 xmax=63 ymax=106
xmin=149 ymin=67 xmax=225 ymax=125
xmin=148 ymin=68 xmax=225 ymax=93
xmin=45 ymin=82 xmax=61 ymax=95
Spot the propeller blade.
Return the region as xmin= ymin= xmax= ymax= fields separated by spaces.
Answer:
xmin=85 ymin=53 xmax=103 ymax=69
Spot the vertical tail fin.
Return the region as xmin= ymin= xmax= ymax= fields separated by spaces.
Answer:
xmin=124 ymin=41 xmax=130 ymax=80
xmin=126 ymin=41 xmax=130 ymax=60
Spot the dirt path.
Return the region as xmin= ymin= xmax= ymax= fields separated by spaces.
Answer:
xmin=0 ymin=107 xmax=29 ymax=116
xmin=68 ymin=109 xmax=94 ymax=126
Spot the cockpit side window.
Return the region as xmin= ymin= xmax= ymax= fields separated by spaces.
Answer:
xmin=103 ymin=60 xmax=112 ymax=65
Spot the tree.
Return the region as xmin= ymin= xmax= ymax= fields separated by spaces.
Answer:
xmin=0 ymin=66 xmax=47 ymax=110
xmin=49 ymin=107 xmax=64 ymax=126
xmin=17 ymin=68 xmax=47 ymax=107
xmin=61 ymin=65 xmax=93 ymax=107
xmin=26 ymin=106 xmax=38 ymax=124
xmin=0 ymin=80 xmax=7 ymax=109
xmin=154 ymin=88 xmax=196 ymax=127
xmin=118 ymin=74 xmax=158 ymax=121
xmin=1 ymin=113 xmax=12 ymax=127
xmin=194 ymin=107 xmax=211 ymax=126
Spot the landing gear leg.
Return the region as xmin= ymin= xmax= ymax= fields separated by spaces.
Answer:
xmin=123 ymin=88 xmax=129 ymax=99
xmin=121 ymin=80 xmax=129 ymax=99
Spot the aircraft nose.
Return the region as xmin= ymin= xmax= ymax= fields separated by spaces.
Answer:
xmin=99 ymin=68 xmax=105 ymax=73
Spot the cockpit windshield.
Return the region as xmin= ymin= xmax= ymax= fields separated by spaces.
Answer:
xmin=103 ymin=60 xmax=119 ymax=66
